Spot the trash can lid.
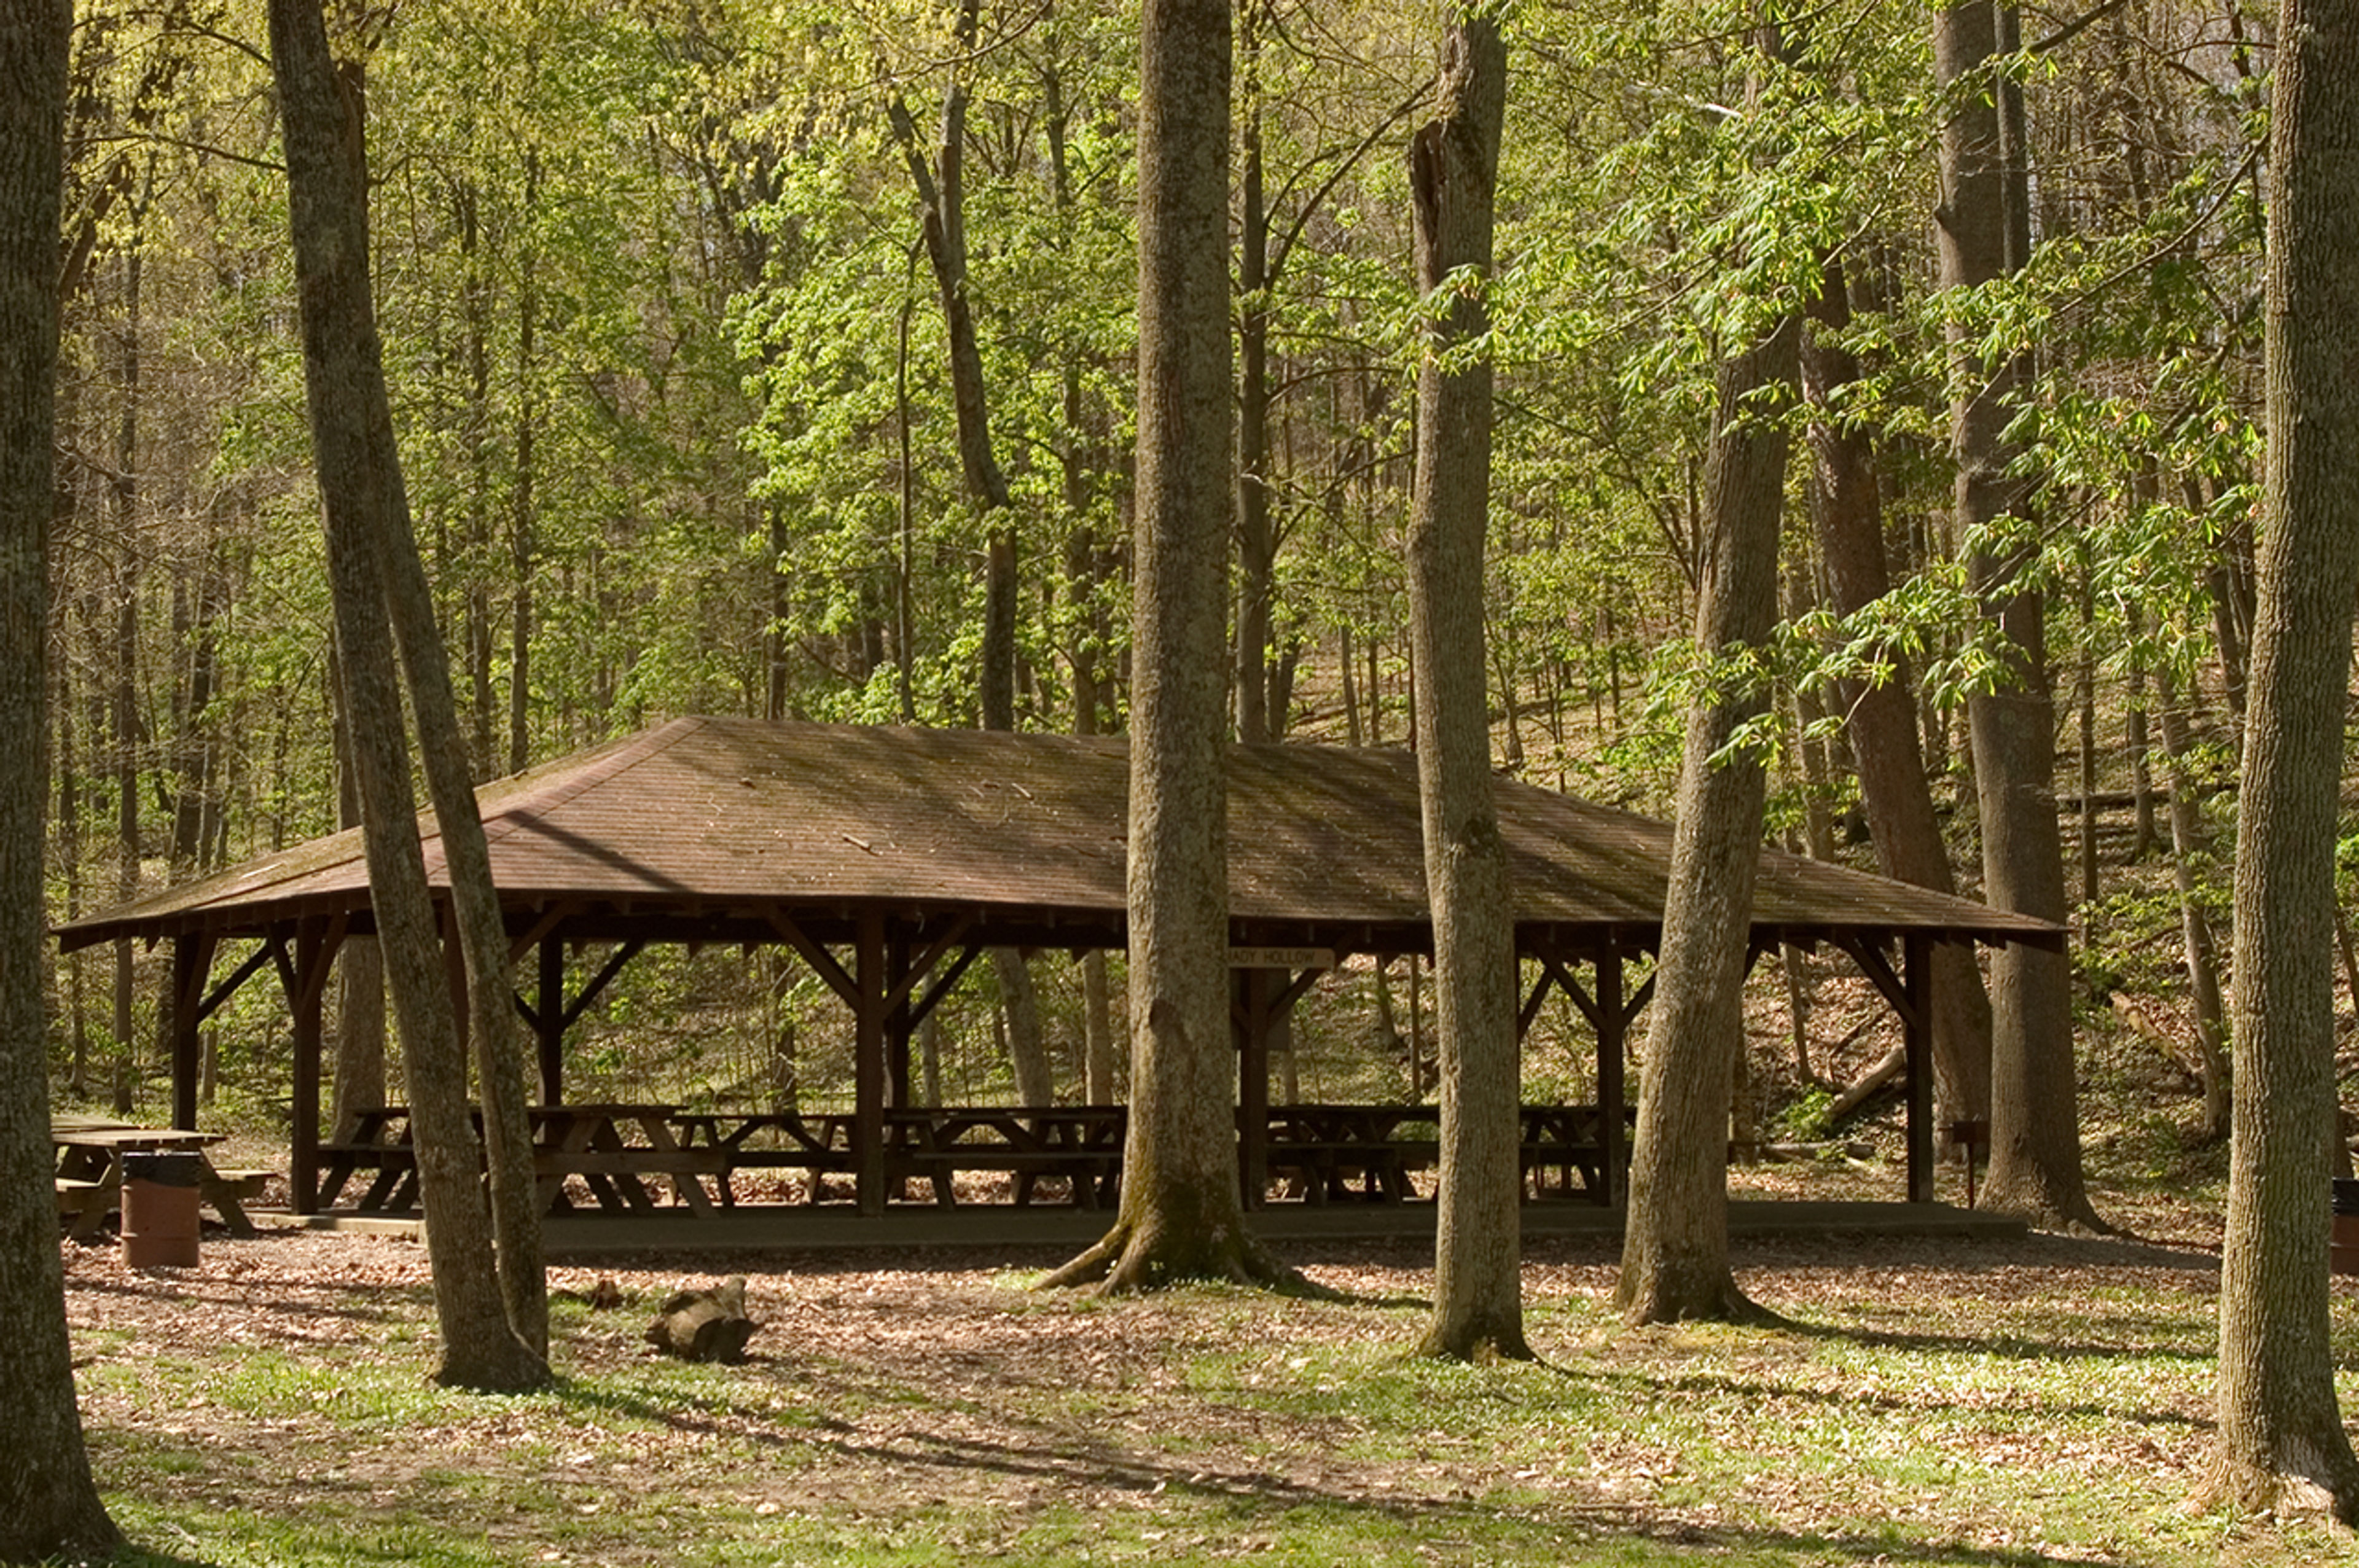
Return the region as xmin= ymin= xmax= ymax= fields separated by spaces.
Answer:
xmin=121 ymin=1150 xmax=205 ymax=1187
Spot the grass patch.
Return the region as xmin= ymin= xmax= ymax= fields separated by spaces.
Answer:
xmin=53 ymin=1217 xmax=2359 ymax=1568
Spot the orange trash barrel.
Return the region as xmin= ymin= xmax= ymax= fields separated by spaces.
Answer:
xmin=2334 ymin=1179 xmax=2359 ymax=1278
xmin=120 ymin=1151 xmax=203 ymax=1268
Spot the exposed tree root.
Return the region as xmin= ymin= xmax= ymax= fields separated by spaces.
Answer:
xmin=1980 ymin=1172 xmax=2115 ymax=1238
xmin=2199 ymin=1443 xmax=2359 ymax=1527
xmin=1036 ymin=1214 xmax=1331 ymax=1298
xmin=1615 ymin=1270 xmax=1785 ymax=1330
xmin=1411 ymin=1319 xmax=1535 ymax=1363
xmin=430 ymin=1339 xmax=552 ymax=1394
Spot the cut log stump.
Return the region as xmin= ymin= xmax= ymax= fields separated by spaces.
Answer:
xmin=644 ymin=1274 xmax=759 ymax=1363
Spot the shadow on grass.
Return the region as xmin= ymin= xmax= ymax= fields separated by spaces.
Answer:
xmin=784 ymin=1424 xmax=2130 ymax=1567
xmin=90 ymin=1360 xmax=2182 ymax=1568
xmin=1767 ymin=1311 xmax=2216 ymax=1368
xmin=1720 ymin=1230 xmax=2222 ymax=1276
xmin=1531 ymin=1352 xmax=2211 ymax=1435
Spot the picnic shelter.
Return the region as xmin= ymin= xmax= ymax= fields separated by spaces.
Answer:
xmin=55 ymin=715 xmax=2062 ymax=1222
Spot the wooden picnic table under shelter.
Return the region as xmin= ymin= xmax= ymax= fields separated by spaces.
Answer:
xmin=55 ymin=715 xmax=2062 ymax=1223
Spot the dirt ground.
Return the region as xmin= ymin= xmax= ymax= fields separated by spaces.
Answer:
xmin=53 ymin=1192 xmax=2250 ymax=1567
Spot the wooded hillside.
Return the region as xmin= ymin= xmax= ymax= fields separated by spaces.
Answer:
xmin=49 ymin=0 xmax=2277 ymax=1137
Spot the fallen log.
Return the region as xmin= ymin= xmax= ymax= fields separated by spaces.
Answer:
xmin=2110 ymin=992 xmax=2202 ymax=1083
xmin=645 ymin=1275 xmax=759 ymax=1363
xmin=1827 ymin=1043 xmax=1907 ymax=1126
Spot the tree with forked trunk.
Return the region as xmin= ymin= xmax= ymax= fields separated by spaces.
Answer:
xmin=270 ymin=0 xmax=547 ymax=1389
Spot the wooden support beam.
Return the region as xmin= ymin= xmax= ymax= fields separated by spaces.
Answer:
xmin=537 ymin=937 xmax=566 ymax=1103
xmin=883 ymin=913 xmax=977 ymax=1017
xmin=200 ymin=938 xmax=283 ymax=1026
xmin=762 ymin=907 xmax=859 ymax=1005
xmin=286 ymin=917 xmax=342 ymax=1214
xmin=854 ymin=913 xmax=887 ymax=1217
xmin=1904 ymin=934 xmax=1935 ymax=1204
xmin=905 ymin=943 xmax=983 ymax=1032
xmin=168 ymin=932 xmax=216 ymax=1131
xmin=1832 ymin=932 xmax=1914 ymax=1028
xmin=1235 ymin=967 xmax=1272 ymax=1207
xmin=1272 ymin=959 xmax=1331 ymax=1016
xmin=505 ymin=901 xmax=576 ymax=966
xmin=1595 ymin=943 xmax=1627 ymax=1209
xmin=886 ymin=933 xmax=912 ymax=1109
xmin=1534 ymin=946 xmax=1603 ymax=1034
xmin=557 ymin=938 xmax=645 ymax=1032
xmin=1516 ymin=964 xmax=1559 ymax=1040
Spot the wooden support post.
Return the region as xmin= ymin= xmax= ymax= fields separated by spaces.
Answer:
xmin=1235 ymin=967 xmax=1272 ymax=1208
xmin=289 ymin=921 xmax=334 ymax=1212
xmin=168 ymin=934 xmax=215 ymax=1130
xmin=1596 ymin=943 xmax=1626 ymax=1209
xmin=536 ymin=937 xmax=565 ymax=1104
xmin=855 ymin=912 xmax=887 ymax=1217
xmin=1904 ymin=933 xmax=1935 ymax=1204
xmin=885 ymin=932 xmax=913 ymax=1109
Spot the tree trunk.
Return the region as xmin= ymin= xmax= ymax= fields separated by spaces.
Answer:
xmin=1616 ymin=309 xmax=1797 ymax=1326
xmin=1234 ymin=17 xmax=1274 ymax=746
xmin=888 ymin=39 xmax=1047 ymax=1088
xmin=269 ymin=0 xmax=546 ymax=1392
xmin=996 ymin=948 xmax=1053 ymax=1104
xmin=2208 ymin=0 xmax=2359 ymax=1517
xmin=887 ymin=8 xmax=1016 ymax=731
xmin=2156 ymin=670 xmax=2228 ymax=1143
xmin=1936 ymin=0 xmax=2100 ymax=1230
xmin=1082 ymin=950 xmax=1116 ymax=1103
xmin=0 ymin=4 xmax=125 ymax=1554
xmin=1805 ymin=254 xmax=1993 ymax=1136
xmin=1402 ymin=10 xmax=1523 ymax=1363
xmin=1041 ymin=0 xmax=1294 ymax=1293
xmin=509 ymin=152 xmax=538 ymax=776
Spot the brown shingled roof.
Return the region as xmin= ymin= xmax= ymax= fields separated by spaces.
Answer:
xmin=57 ymin=715 xmax=2060 ymax=954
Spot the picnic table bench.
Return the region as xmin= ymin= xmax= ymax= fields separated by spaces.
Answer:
xmin=318 ymin=1103 xmax=727 ymax=1217
xmin=52 ymin=1117 xmax=265 ymax=1239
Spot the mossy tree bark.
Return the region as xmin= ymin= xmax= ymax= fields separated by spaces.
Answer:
xmin=1402 ymin=9 xmax=1525 ymax=1364
xmin=0 ymin=4 xmax=125 ymax=1556
xmin=2208 ymin=0 xmax=2359 ymax=1519
xmin=1039 ymin=0 xmax=1295 ymax=1295
xmin=270 ymin=0 xmax=546 ymax=1391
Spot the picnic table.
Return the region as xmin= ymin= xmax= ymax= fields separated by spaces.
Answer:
xmin=882 ymin=1106 xmax=1126 ymax=1208
xmin=669 ymin=1110 xmax=855 ymax=1204
xmin=53 ymin=1116 xmax=265 ymax=1240
xmin=316 ymin=1102 xmax=729 ymax=1217
xmin=305 ymin=1099 xmax=1630 ymax=1216
xmin=1254 ymin=1103 xmax=1630 ymax=1205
